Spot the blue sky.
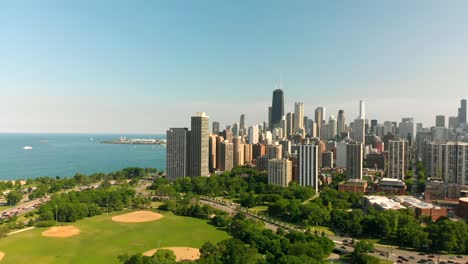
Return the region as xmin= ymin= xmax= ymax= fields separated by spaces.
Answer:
xmin=1 ymin=1 xmax=468 ymax=133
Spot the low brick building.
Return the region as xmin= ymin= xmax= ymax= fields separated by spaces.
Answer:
xmin=338 ymin=179 xmax=368 ymax=193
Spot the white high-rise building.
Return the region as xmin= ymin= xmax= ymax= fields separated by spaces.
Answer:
xmin=353 ymin=100 xmax=366 ymax=144
xmin=248 ymin=125 xmax=259 ymax=144
xmin=359 ymin=100 xmax=366 ymax=119
xmin=294 ymin=102 xmax=304 ymax=133
xmin=190 ymin=112 xmax=210 ymax=177
xmin=268 ymin=159 xmax=292 ymax=187
xmin=298 ymin=145 xmax=319 ymax=192
xmin=388 ymin=139 xmax=408 ymax=180
xmin=265 ymin=131 xmax=273 ymax=145
xmin=272 ymin=127 xmax=283 ymax=141
xmin=280 ymin=116 xmax=287 ymax=138
xmin=425 ymin=142 xmax=468 ymax=185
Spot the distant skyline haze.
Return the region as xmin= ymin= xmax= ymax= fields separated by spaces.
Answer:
xmin=1 ymin=1 xmax=468 ymax=133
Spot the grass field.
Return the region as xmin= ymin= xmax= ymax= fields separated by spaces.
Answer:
xmin=0 ymin=210 xmax=230 ymax=264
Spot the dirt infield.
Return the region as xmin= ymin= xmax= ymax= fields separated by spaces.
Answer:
xmin=112 ymin=211 xmax=163 ymax=223
xmin=143 ymin=247 xmax=200 ymax=261
xmin=0 ymin=252 xmax=5 ymax=261
xmin=42 ymin=226 xmax=80 ymax=238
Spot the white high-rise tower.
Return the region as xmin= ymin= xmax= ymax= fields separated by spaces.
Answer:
xmin=359 ymin=100 xmax=366 ymax=119
xmin=294 ymin=102 xmax=304 ymax=133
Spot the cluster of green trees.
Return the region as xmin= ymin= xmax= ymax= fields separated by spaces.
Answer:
xmin=415 ymin=162 xmax=427 ymax=192
xmin=151 ymin=166 xmax=315 ymax=209
xmin=159 ymin=194 xmax=217 ymax=219
xmin=35 ymin=187 xmax=150 ymax=226
xmin=2 ymin=167 xmax=160 ymax=206
xmin=348 ymin=241 xmax=381 ymax=264
xmin=119 ymin=249 xmax=184 ymax=264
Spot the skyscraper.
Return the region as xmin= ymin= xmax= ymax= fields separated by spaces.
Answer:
xmin=425 ymin=141 xmax=468 ymax=185
xmin=298 ymin=144 xmax=319 ymax=191
xmin=233 ymin=136 xmax=245 ymax=167
xmin=328 ymin=115 xmax=337 ymax=138
xmin=383 ymin=121 xmax=394 ymax=135
xmin=353 ymin=119 xmax=365 ymax=144
xmin=435 ymin=115 xmax=445 ymax=127
xmin=248 ymin=125 xmax=259 ymax=144
xmin=166 ymin=128 xmax=190 ymax=181
xmin=359 ymin=100 xmax=366 ymax=119
xmin=458 ymin=99 xmax=467 ymax=126
xmin=286 ymin=112 xmax=294 ymax=137
xmin=346 ymin=142 xmax=363 ymax=180
xmin=208 ymin=134 xmax=218 ymax=172
xmin=398 ymin=118 xmax=414 ymax=142
xmin=448 ymin=116 xmax=459 ymax=129
xmin=337 ymin=110 xmax=346 ymax=134
xmin=271 ymin=89 xmax=284 ymax=129
xmin=219 ymin=140 xmax=234 ymax=171
xmin=353 ymin=101 xmax=365 ymax=144
xmin=232 ymin=122 xmax=240 ymax=137
xmin=294 ymin=102 xmax=304 ymax=133
xmin=388 ymin=139 xmax=408 ymax=180
xmin=315 ymin=107 xmax=325 ymax=138
xmin=212 ymin=121 xmax=220 ymax=134
xmin=280 ymin=116 xmax=287 ymax=138
xmin=240 ymin=114 xmax=246 ymax=136
xmin=189 ymin=112 xmax=210 ymax=177
xmin=268 ymin=159 xmax=292 ymax=187
xmin=370 ymin=119 xmax=378 ymax=134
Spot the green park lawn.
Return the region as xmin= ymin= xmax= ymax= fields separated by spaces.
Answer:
xmin=0 ymin=210 xmax=230 ymax=264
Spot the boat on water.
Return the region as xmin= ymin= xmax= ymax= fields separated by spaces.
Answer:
xmin=23 ymin=146 xmax=33 ymax=150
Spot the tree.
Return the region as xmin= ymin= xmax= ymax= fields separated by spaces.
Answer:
xmin=200 ymin=239 xmax=248 ymax=264
xmin=6 ymin=190 xmax=22 ymax=205
xmin=351 ymin=241 xmax=380 ymax=264
xmin=240 ymin=192 xmax=256 ymax=208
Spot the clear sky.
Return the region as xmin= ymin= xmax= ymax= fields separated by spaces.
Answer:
xmin=1 ymin=1 xmax=468 ymax=133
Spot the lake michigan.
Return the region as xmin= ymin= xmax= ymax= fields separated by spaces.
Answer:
xmin=0 ymin=133 xmax=166 ymax=180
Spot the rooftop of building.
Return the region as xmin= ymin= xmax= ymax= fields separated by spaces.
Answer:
xmin=364 ymin=196 xmax=406 ymax=210
xmin=381 ymin=178 xmax=403 ymax=182
xmin=339 ymin=179 xmax=368 ymax=186
xmin=394 ymin=196 xmax=433 ymax=209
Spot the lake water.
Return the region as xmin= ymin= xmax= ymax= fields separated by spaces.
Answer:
xmin=0 ymin=133 xmax=166 ymax=180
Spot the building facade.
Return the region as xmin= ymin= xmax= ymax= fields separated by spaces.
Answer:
xmin=268 ymin=159 xmax=292 ymax=187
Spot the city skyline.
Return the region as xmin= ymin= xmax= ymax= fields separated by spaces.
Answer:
xmin=2 ymin=1 xmax=468 ymax=133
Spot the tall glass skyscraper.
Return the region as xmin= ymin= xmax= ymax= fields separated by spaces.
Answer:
xmin=459 ymin=99 xmax=467 ymax=126
xmin=270 ymin=89 xmax=284 ymax=129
